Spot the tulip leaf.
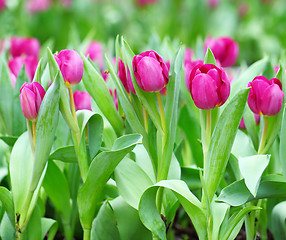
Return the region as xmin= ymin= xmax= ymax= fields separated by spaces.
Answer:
xmin=49 ymin=146 xmax=77 ymax=163
xmin=115 ymin=158 xmax=154 ymax=209
xmin=280 ymin=106 xmax=286 ymax=180
xmin=106 ymin=55 xmax=146 ymax=137
xmin=138 ymin=180 xmax=207 ymax=240
xmin=239 ymin=154 xmax=270 ymax=197
xmin=81 ymin=53 xmax=124 ymax=136
xmin=204 ymin=47 xmax=217 ymax=65
xmin=91 ymin=201 xmax=120 ymax=240
xmin=13 ymin=66 xmax=28 ymax=136
xmin=211 ymin=200 xmax=229 ymax=240
xmin=30 ymin=72 xmax=60 ymax=191
xmin=78 ymin=134 xmax=142 ymax=230
xmin=0 ymin=136 xmax=18 ymax=147
xmin=243 ymin=106 xmax=259 ymax=150
xmin=271 ymin=201 xmax=286 ymax=240
xmin=220 ymin=206 xmax=261 ymax=240
xmin=205 ymin=88 xmax=250 ymax=202
xmin=42 ymin=160 xmax=71 ymax=222
xmin=217 ymin=174 xmax=286 ymax=206
xmin=0 ymin=213 xmax=15 ymax=240
xmin=0 ymin=187 xmax=15 ymax=227
xmin=76 ymin=110 xmax=103 ymax=160
xmin=23 ymin=205 xmax=42 ymax=240
xmin=41 ymin=218 xmax=58 ymax=240
xmin=47 ymin=47 xmax=79 ymax=134
xmin=9 ymin=132 xmax=33 ymax=214
xmin=122 ymin=38 xmax=164 ymax=135
xmin=0 ymin=57 xmax=13 ymax=135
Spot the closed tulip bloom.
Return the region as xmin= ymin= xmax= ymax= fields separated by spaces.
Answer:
xmin=204 ymin=37 xmax=239 ymax=67
xmin=10 ymin=37 xmax=40 ymax=59
xmin=0 ymin=0 xmax=5 ymax=10
xmin=239 ymin=114 xmax=260 ymax=130
xmin=138 ymin=0 xmax=159 ymax=6
xmin=19 ymin=82 xmax=46 ymax=121
xmin=185 ymin=59 xmax=204 ymax=88
xmin=109 ymin=89 xmax=118 ymax=110
xmin=26 ymin=0 xmax=51 ymax=13
xmin=55 ymin=49 xmax=83 ymax=86
xmin=10 ymin=73 xmax=17 ymax=88
xmin=188 ymin=63 xmax=230 ymax=110
xmin=184 ymin=47 xmax=193 ymax=62
xmin=85 ymin=41 xmax=104 ymax=70
xmin=118 ymin=58 xmax=135 ymax=94
xmin=8 ymin=56 xmax=38 ymax=81
xmin=247 ymin=76 xmax=284 ymax=116
xmin=133 ymin=50 xmax=169 ymax=92
xmin=73 ymin=91 xmax=92 ymax=111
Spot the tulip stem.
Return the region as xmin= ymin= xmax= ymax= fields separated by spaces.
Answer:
xmin=32 ymin=121 xmax=36 ymax=147
xmin=68 ymin=87 xmax=78 ymax=125
xmin=143 ymin=107 xmax=149 ymax=133
xmin=258 ymin=116 xmax=268 ymax=155
xmin=156 ymin=92 xmax=167 ymax=136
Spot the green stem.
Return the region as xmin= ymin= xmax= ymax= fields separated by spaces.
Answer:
xmin=32 ymin=121 xmax=36 ymax=148
xmin=18 ymin=190 xmax=34 ymax=229
xmin=83 ymin=229 xmax=91 ymax=240
xmin=143 ymin=107 xmax=149 ymax=133
xmin=156 ymin=92 xmax=167 ymax=137
xmin=68 ymin=87 xmax=78 ymax=125
xmin=258 ymin=116 xmax=268 ymax=155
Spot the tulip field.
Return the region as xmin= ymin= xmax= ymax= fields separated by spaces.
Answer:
xmin=1 ymin=0 xmax=286 ymax=239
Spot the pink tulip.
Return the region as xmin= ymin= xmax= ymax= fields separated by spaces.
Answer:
xmin=208 ymin=0 xmax=220 ymax=9
xmin=118 ymin=58 xmax=135 ymax=94
xmin=10 ymin=37 xmax=41 ymax=59
xmin=137 ymin=0 xmax=159 ymax=6
xmin=204 ymin=37 xmax=239 ymax=67
xmin=19 ymin=82 xmax=46 ymax=121
xmin=109 ymin=89 xmax=118 ymax=110
xmin=248 ymin=76 xmax=284 ymax=116
xmin=133 ymin=50 xmax=169 ymax=92
xmin=188 ymin=63 xmax=230 ymax=110
xmin=8 ymin=56 xmax=38 ymax=81
xmin=26 ymin=0 xmax=51 ymax=13
xmin=85 ymin=41 xmax=104 ymax=71
xmin=184 ymin=47 xmax=193 ymax=62
xmin=0 ymin=0 xmax=5 ymax=10
xmin=73 ymin=91 xmax=92 ymax=111
xmin=55 ymin=49 xmax=83 ymax=86
xmin=60 ymin=0 xmax=72 ymax=7
xmin=185 ymin=59 xmax=204 ymax=88
xmin=10 ymin=73 xmax=17 ymax=88
xmin=239 ymin=114 xmax=260 ymax=130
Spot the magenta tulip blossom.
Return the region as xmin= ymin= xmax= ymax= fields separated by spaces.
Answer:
xmin=133 ymin=50 xmax=169 ymax=92
xmin=19 ymin=82 xmax=46 ymax=121
xmin=118 ymin=58 xmax=135 ymax=94
xmin=85 ymin=41 xmax=104 ymax=70
xmin=204 ymin=37 xmax=239 ymax=67
xmin=247 ymin=76 xmax=284 ymax=116
xmin=73 ymin=91 xmax=92 ymax=111
xmin=8 ymin=56 xmax=38 ymax=81
xmin=26 ymin=0 xmax=51 ymax=13
xmin=10 ymin=37 xmax=40 ymax=59
xmin=0 ymin=0 xmax=5 ymax=10
xmin=55 ymin=49 xmax=83 ymax=86
xmin=188 ymin=63 xmax=230 ymax=110
xmin=109 ymin=89 xmax=118 ymax=110
xmin=137 ymin=0 xmax=159 ymax=6
xmin=239 ymin=114 xmax=260 ymax=130
xmin=185 ymin=59 xmax=204 ymax=88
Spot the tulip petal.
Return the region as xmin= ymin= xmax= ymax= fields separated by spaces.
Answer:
xmin=20 ymin=88 xmax=37 ymax=120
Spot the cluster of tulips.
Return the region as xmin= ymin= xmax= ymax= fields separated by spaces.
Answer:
xmin=0 ymin=33 xmax=286 ymax=240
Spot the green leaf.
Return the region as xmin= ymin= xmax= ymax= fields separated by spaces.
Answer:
xmin=81 ymin=53 xmax=124 ymax=136
xmin=115 ymin=158 xmax=154 ymax=209
xmin=76 ymin=110 xmax=103 ymax=160
xmin=232 ymin=130 xmax=256 ymax=158
xmin=211 ymin=201 xmax=229 ymax=240
xmin=122 ymin=39 xmax=163 ymax=134
xmin=243 ymin=106 xmax=259 ymax=150
xmin=0 ymin=213 xmax=15 ymax=240
xmin=0 ymin=57 xmax=13 ymax=135
xmin=205 ymin=88 xmax=250 ymax=202
xmin=271 ymin=201 xmax=286 ymax=240
xmin=280 ymin=106 xmax=286 ymax=180
xmin=78 ymin=134 xmax=142 ymax=230
xmin=0 ymin=187 xmax=15 ymax=226
xmin=41 ymin=218 xmax=58 ymax=240
xmin=204 ymin=47 xmax=217 ymax=65
xmin=30 ymin=72 xmax=60 ymax=191
xmin=9 ymin=132 xmax=33 ymax=214
xmin=42 ymin=160 xmax=71 ymax=221
xmin=91 ymin=201 xmax=120 ymax=240
xmin=220 ymin=206 xmax=261 ymax=240
xmin=239 ymin=155 xmax=270 ymax=197
xmin=139 ymin=180 xmax=207 ymax=240
xmin=0 ymin=136 xmax=18 ymax=147
xmin=49 ymin=146 xmax=77 ymax=163
xmin=106 ymin=55 xmax=146 ymax=137
xmin=23 ymin=205 xmax=42 ymax=240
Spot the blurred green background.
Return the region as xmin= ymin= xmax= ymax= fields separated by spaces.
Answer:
xmin=0 ymin=0 xmax=286 ymax=64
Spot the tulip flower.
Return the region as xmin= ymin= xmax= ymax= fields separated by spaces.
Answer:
xmin=8 ymin=56 xmax=38 ymax=81
xmin=204 ymin=37 xmax=239 ymax=67
xmin=247 ymin=76 xmax=284 ymax=116
xmin=137 ymin=0 xmax=159 ymax=6
xmin=85 ymin=41 xmax=104 ymax=71
xmin=239 ymin=114 xmax=260 ymax=130
xmin=109 ymin=89 xmax=118 ymax=110
xmin=133 ymin=50 xmax=169 ymax=92
xmin=185 ymin=59 xmax=204 ymax=88
xmin=188 ymin=63 xmax=230 ymax=110
xmin=184 ymin=47 xmax=193 ymax=62
xmin=10 ymin=73 xmax=17 ymax=88
xmin=73 ymin=91 xmax=92 ymax=111
xmin=19 ymin=82 xmax=46 ymax=121
xmin=118 ymin=58 xmax=135 ymax=94
xmin=26 ymin=0 xmax=51 ymax=13
xmin=208 ymin=0 xmax=220 ymax=8
xmin=55 ymin=49 xmax=83 ymax=86
xmin=0 ymin=0 xmax=5 ymax=10
xmin=10 ymin=37 xmax=41 ymax=59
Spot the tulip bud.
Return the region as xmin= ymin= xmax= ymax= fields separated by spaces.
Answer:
xmin=118 ymin=58 xmax=135 ymax=94
xmin=8 ymin=56 xmax=38 ymax=81
xmin=73 ymin=91 xmax=92 ymax=111
xmin=19 ymin=82 xmax=46 ymax=121
xmin=133 ymin=50 xmax=169 ymax=92
xmin=55 ymin=49 xmax=83 ymax=86
xmin=109 ymin=89 xmax=118 ymax=110
xmin=204 ymin=37 xmax=239 ymax=67
xmin=85 ymin=41 xmax=104 ymax=71
xmin=137 ymin=0 xmax=159 ymax=6
xmin=26 ymin=0 xmax=51 ymax=13
xmin=188 ymin=63 xmax=230 ymax=110
xmin=239 ymin=114 xmax=260 ymax=130
xmin=247 ymin=76 xmax=284 ymax=116
xmin=185 ymin=59 xmax=204 ymax=88
xmin=10 ymin=72 xmax=17 ymax=88
xmin=0 ymin=0 xmax=5 ymax=10
xmin=10 ymin=37 xmax=40 ymax=59
xmin=184 ymin=47 xmax=193 ymax=62
xmin=208 ymin=0 xmax=220 ymax=9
